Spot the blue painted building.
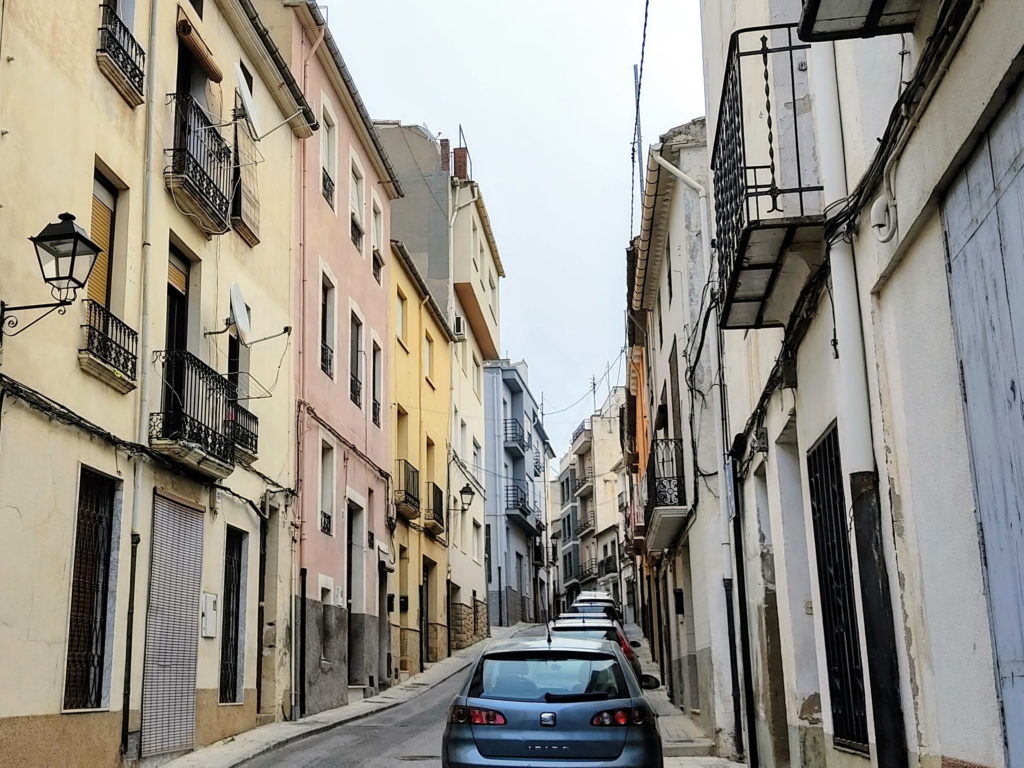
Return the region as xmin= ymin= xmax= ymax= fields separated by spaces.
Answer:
xmin=483 ymin=360 xmax=552 ymax=625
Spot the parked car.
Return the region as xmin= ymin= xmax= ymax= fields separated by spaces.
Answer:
xmin=549 ymin=616 xmax=644 ymax=681
xmin=572 ymin=596 xmax=622 ymax=621
xmin=442 ymin=637 xmax=663 ymax=768
xmin=569 ymin=601 xmax=619 ymax=622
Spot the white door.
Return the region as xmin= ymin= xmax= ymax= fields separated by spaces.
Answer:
xmin=943 ymin=80 xmax=1024 ymax=766
xmin=141 ymin=494 xmax=204 ymax=756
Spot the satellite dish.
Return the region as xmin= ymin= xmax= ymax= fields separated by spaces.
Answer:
xmin=235 ymin=62 xmax=262 ymax=139
xmin=230 ymin=283 xmax=252 ymax=345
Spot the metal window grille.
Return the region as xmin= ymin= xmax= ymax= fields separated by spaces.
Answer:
xmin=372 ymin=247 xmax=383 ymax=284
xmin=320 ymin=510 xmax=333 ymax=535
xmin=806 ymin=425 xmax=869 ymax=750
xmin=219 ymin=527 xmax=244 ymax=702
xmin=169 ymin=92 xmax=232 ymax=228
xmin=64 ymin=468 xmax=116 ymax=710
xmin=322 ymin=167 xmax=335 ymax=207
xmin=320 ymin=341 xmax=334 ymax=377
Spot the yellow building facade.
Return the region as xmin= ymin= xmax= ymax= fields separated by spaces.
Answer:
xmin=387 ymin=241 xmax=455 ymax=679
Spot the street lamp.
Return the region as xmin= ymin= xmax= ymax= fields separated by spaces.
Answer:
xmin=459 ymin=483 xmax=475 ymax=511
xmin=1 ymin=213 xmax=101 ymax=346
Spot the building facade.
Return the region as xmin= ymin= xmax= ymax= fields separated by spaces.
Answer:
xmin=387 ymin=241 xmax=456 ymax=678
xmin=0 ymin=0 xmax=315 ymax=763
xmin=483 ymin=361 xmax=551 ymax=625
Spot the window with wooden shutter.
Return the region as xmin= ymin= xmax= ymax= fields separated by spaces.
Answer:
xmin=88 ymin=178 xmax=117 ymax=307
xmin=231 ymin=92 xmax=260 ymax=246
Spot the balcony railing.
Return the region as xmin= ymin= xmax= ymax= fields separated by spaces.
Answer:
xmin=81 ymin=300 xmax=138 ymax=382
xmin=505 ymin=483 xmax=530 ymax=514
xmin=167 ymin=92 xmax=232 ymax=231
xmin=394 ymin=459 xmax=420 ymax=519
xmin=533 ymin=449 xmax=543 ymax=477
xmin=149 ymin=350 xmax=235 ymax=472
xmin=320 ymin=341 xmax=334 ymax=377
xmin=322 ymin=167 xmax=335 ymax=207
xmin=227 ymin=400 xmax=258 ymax=463
xmin=372 ymin=397 xmax=381 ymax=426
xmin=97 ymin=2 xmax=145 ymax=103
xmin=645 ymin=438 xmax=686 ymax=525
xmin=425 ymin=482 xmax=444 ymax=534
xmin=320 ymin=510 xmax=333 ymax=535
xmin=572 ymin=418 xmax=591 ymax=446
xmin=503 ymin=418 xmax=527 ymax=455
xmin=350 ymin=374 xmax=362 ymax=406
xmin=712 ymin=25 xmax=824 ymax=329
xmin=580 ymin=558 xmax=598 ymax=582
xmin=578 ymin=508 xmax=595 ymax=534
xmin=575 ymin=467 xmax=595 ymax=496
xmin=599 ymin=555 xmax=618 ymax=576
xmin=351 ymin=213 xmax=364 ymax=250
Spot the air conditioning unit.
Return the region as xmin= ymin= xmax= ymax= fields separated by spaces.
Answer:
xmin=453 ymin=314 xmax=467 ymax=341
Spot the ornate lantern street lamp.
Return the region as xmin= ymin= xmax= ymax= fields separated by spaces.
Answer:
xmin=459 ymin=483 xmax=476 ymax=512
xmin=1 ymin=213 xmax=101 ymax=347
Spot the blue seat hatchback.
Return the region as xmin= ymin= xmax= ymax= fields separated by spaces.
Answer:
xmin=442 ymin=637 xmax=663 ymax=768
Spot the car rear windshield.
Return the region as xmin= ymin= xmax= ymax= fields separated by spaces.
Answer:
xmin=469 ymin=653 xmax=628 ymax=702
xmin=551 ymin=628 xmax=618 ymax=642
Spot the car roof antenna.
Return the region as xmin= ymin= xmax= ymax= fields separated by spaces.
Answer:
xmin=546 ymin=620 xmax=553 ymax=647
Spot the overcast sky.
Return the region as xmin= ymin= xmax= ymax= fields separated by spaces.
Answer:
xmin=326 ymin=0 xmax=707 ymax=454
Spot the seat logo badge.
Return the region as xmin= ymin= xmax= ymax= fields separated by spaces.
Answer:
xmin=540 ymin=712 xmax=557 ymax=727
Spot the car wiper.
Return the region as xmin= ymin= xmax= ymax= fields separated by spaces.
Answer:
xmin=543 ymin=692 xmax=613 ymax=702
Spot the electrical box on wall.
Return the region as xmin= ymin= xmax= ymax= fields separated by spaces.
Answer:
xmin=399 ymin=595 xmax=409 ymax=613
xmin=387 ymin=593 xmax=396 ymax=613
xmin=201 ymin=592 xmax=218 ymax=637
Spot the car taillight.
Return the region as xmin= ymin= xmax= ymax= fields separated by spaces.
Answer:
xmin=590 ymin=707 xmax=649 ymax=726
xmin=449 ymin=705 xmax=507 ymax=725
xmin=617 ymin=632 xmax=635 ymax=659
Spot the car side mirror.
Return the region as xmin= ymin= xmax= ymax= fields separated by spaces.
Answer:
xmin=630 ymin=641 xmax=642 ymax=648
xmin=640 ymin=674 xmax=660 ymax=690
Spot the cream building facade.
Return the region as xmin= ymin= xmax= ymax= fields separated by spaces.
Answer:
xmin=0 ymin=0 xmax=314 ymax=764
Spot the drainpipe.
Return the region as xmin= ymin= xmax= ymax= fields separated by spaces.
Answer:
xmin=731 ymin=458 xmax=759 ymax=767
xmin=651 ymin=150 xmax=738 ymax=752
xmin=121 ymin=0 xmax=160 ymax=755
xmin=811 ymin=42 xmax=907 ymax=767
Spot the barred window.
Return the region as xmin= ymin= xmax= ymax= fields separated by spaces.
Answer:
xmin=64 ymin=468 xmax=117 ymax=710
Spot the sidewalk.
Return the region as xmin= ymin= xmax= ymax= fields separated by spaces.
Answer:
xmin=624 ymin=624 xmax=744 ymax=768
xmin=165 ymin=623 xmax=528 ymax=768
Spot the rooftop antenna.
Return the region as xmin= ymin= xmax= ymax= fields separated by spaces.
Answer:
xmin=546 ymin=619 xmax=553 ymax=647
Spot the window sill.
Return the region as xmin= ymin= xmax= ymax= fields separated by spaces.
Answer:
xmin=217 ymin=701 xmax=245 ymax=707
xmin=397 ymin=337 xmax=410 ymax=354
xmin=425 ymin=376 xmax=436 ymax=390
xmin=62 ymin=707 xmax=110 ymax=715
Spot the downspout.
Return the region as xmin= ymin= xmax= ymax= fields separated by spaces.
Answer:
xmin=122 ymin=0 xmax=160 ymax=754
xmin=811 ymin=42 xmax=907 ymax=767
xmin=731 ymin=458 xmax=759 ymax=767
xmin=652 ymin=150 xmax=739 ymax=753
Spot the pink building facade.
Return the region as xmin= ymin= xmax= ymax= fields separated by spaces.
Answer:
xmin=264 ymin=0 xmax=402 ymax=714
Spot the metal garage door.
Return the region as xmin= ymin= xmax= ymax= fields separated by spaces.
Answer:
xmin=943 ymin=80 xmax=1024 ymax=767
xmin=141 ymin=494 xmax=205 ymax=757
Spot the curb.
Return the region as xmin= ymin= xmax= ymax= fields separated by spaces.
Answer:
xmin=233 ymin=654 xmax=478 ymax=767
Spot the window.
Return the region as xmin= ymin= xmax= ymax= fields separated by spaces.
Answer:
xmin=470 ymin=653 xmax=627 ymax=701
xmin=472 ymin=440 xmax=482 ymax=482
xmin=350 ymin=312 xmax=363 ymax=406
xmin=320 ymin=276 xmax=334 ymax=377
xmin=472 ymin=355 xmax=482 ymax=397
xmin=460 ymin=420 xmax=468 ymax=459
xmin=232 ymin=77 xmax=259 ymax=245
xmin=424 ymin=331 xmax=434 ymax=382
xmin=321 ymin=441 xmax=335 ymax=535
xmin=371 ymin=342 xmax=382 ymax=426
xmin=656 ymin=296 xmax=664 ymax=348
xmin=350 ymin=162 xmax=364 ymax=250
xmin=396 ymin=289 xmax=407 ymax=343
xmin=485 ymin=524 xmax=491 ymax=582
xmin=321 ymin=109 xmax=336 ymax=208
xmin=372 ymin=246 xmax=384 ymax=285
xmin=471 ymin=220 xmax=479 ymax=271
xmin=188 ymin=0 xmax=203 ymax=16
xmin=807 ymin=424 xmax=869 ymax=749
xmin=665 ymin=236 xmax=673 ymax=304
xmin=372 ymin=203 xmax=382 ymax=255
xmin=88 ymin=174 xmax=118 ymax=308
xmin=488 ymin=270 xmax=497 ymax=321
xmin=473 ymin=520 xmax=482 ymax=560
xmin=219 ymin=526 xmax=245 ymax=703
xmin=64 ymin=468 xmax=117 ymax=710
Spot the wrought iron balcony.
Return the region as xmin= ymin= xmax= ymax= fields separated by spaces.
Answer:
xmin=564 ymin=562 xmax=580 ymax=585
xmin=575 ymin=467 xmax=595 ymax=497
xmin=505 ymin=483 xmax=539 ymax=534
xmin=599 ymin=555 xmax=618 ymax=576
xmin=149 ymin=349 xmax=235 ymax=478
xmin=227 ymin=400 xmax=258 ymax=465
xmin=320 ymin=341 xmax=334 ymax=377
xmin=372 ymin=397 xmax=381 ymax=426
xmin=532 ymin=541 xmax=544 ymax=565
xmin=320 ymin=510 xmax=333 ymax=535
xmin=97 ymin=2 xmax=145 ymax=106
xmin=322 ymin=167 xmax=335 ymax=207
xmin=571 ymin=418 xmax=592 ymax=454
xmin=580 ymin=558 xmax=598 ymax=582
xmin=425 ymin=482 xmax=445 ymax=535
xmin=351 ymin=213 xmax=364 ymax=250
xmin=394 ymin=459 xmax=420 ymax=520
xmin=578 ymin=507 xmax=595 ymax=535
xmin=166 ymin=92 xmax=233 ymax=233
xmin=712 ymin=25 xmax=824 ymax=329
xmin=503 ymin=418 xmax=528 ymax=457
xmin=533 ymin=449 xmax=543 ymax=477
xmin=79 ymin=300 xmax=138 ymax=392
xmin=799 ymin=0 xmax=921 ymax=42
xmin=644 ymin=438 xmax=689 ymax=551
xmin=350 ymin=374 xmax=362 ymax=406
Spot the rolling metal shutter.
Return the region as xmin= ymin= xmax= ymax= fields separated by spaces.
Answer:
xmin=141 ymin=494 xmax=204 ymax=757
xmin=87 ymin=182 xmax=115 ymax=307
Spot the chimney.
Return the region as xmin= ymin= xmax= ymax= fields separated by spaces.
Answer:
xmin=440 ymin=138 xmax=450 ymax=172
xmin=453 ymin=147 xmax=470 ymax=181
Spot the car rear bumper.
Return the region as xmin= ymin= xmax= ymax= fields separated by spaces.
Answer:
xmin=443 ymin=732 xmax=663 ymax=768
